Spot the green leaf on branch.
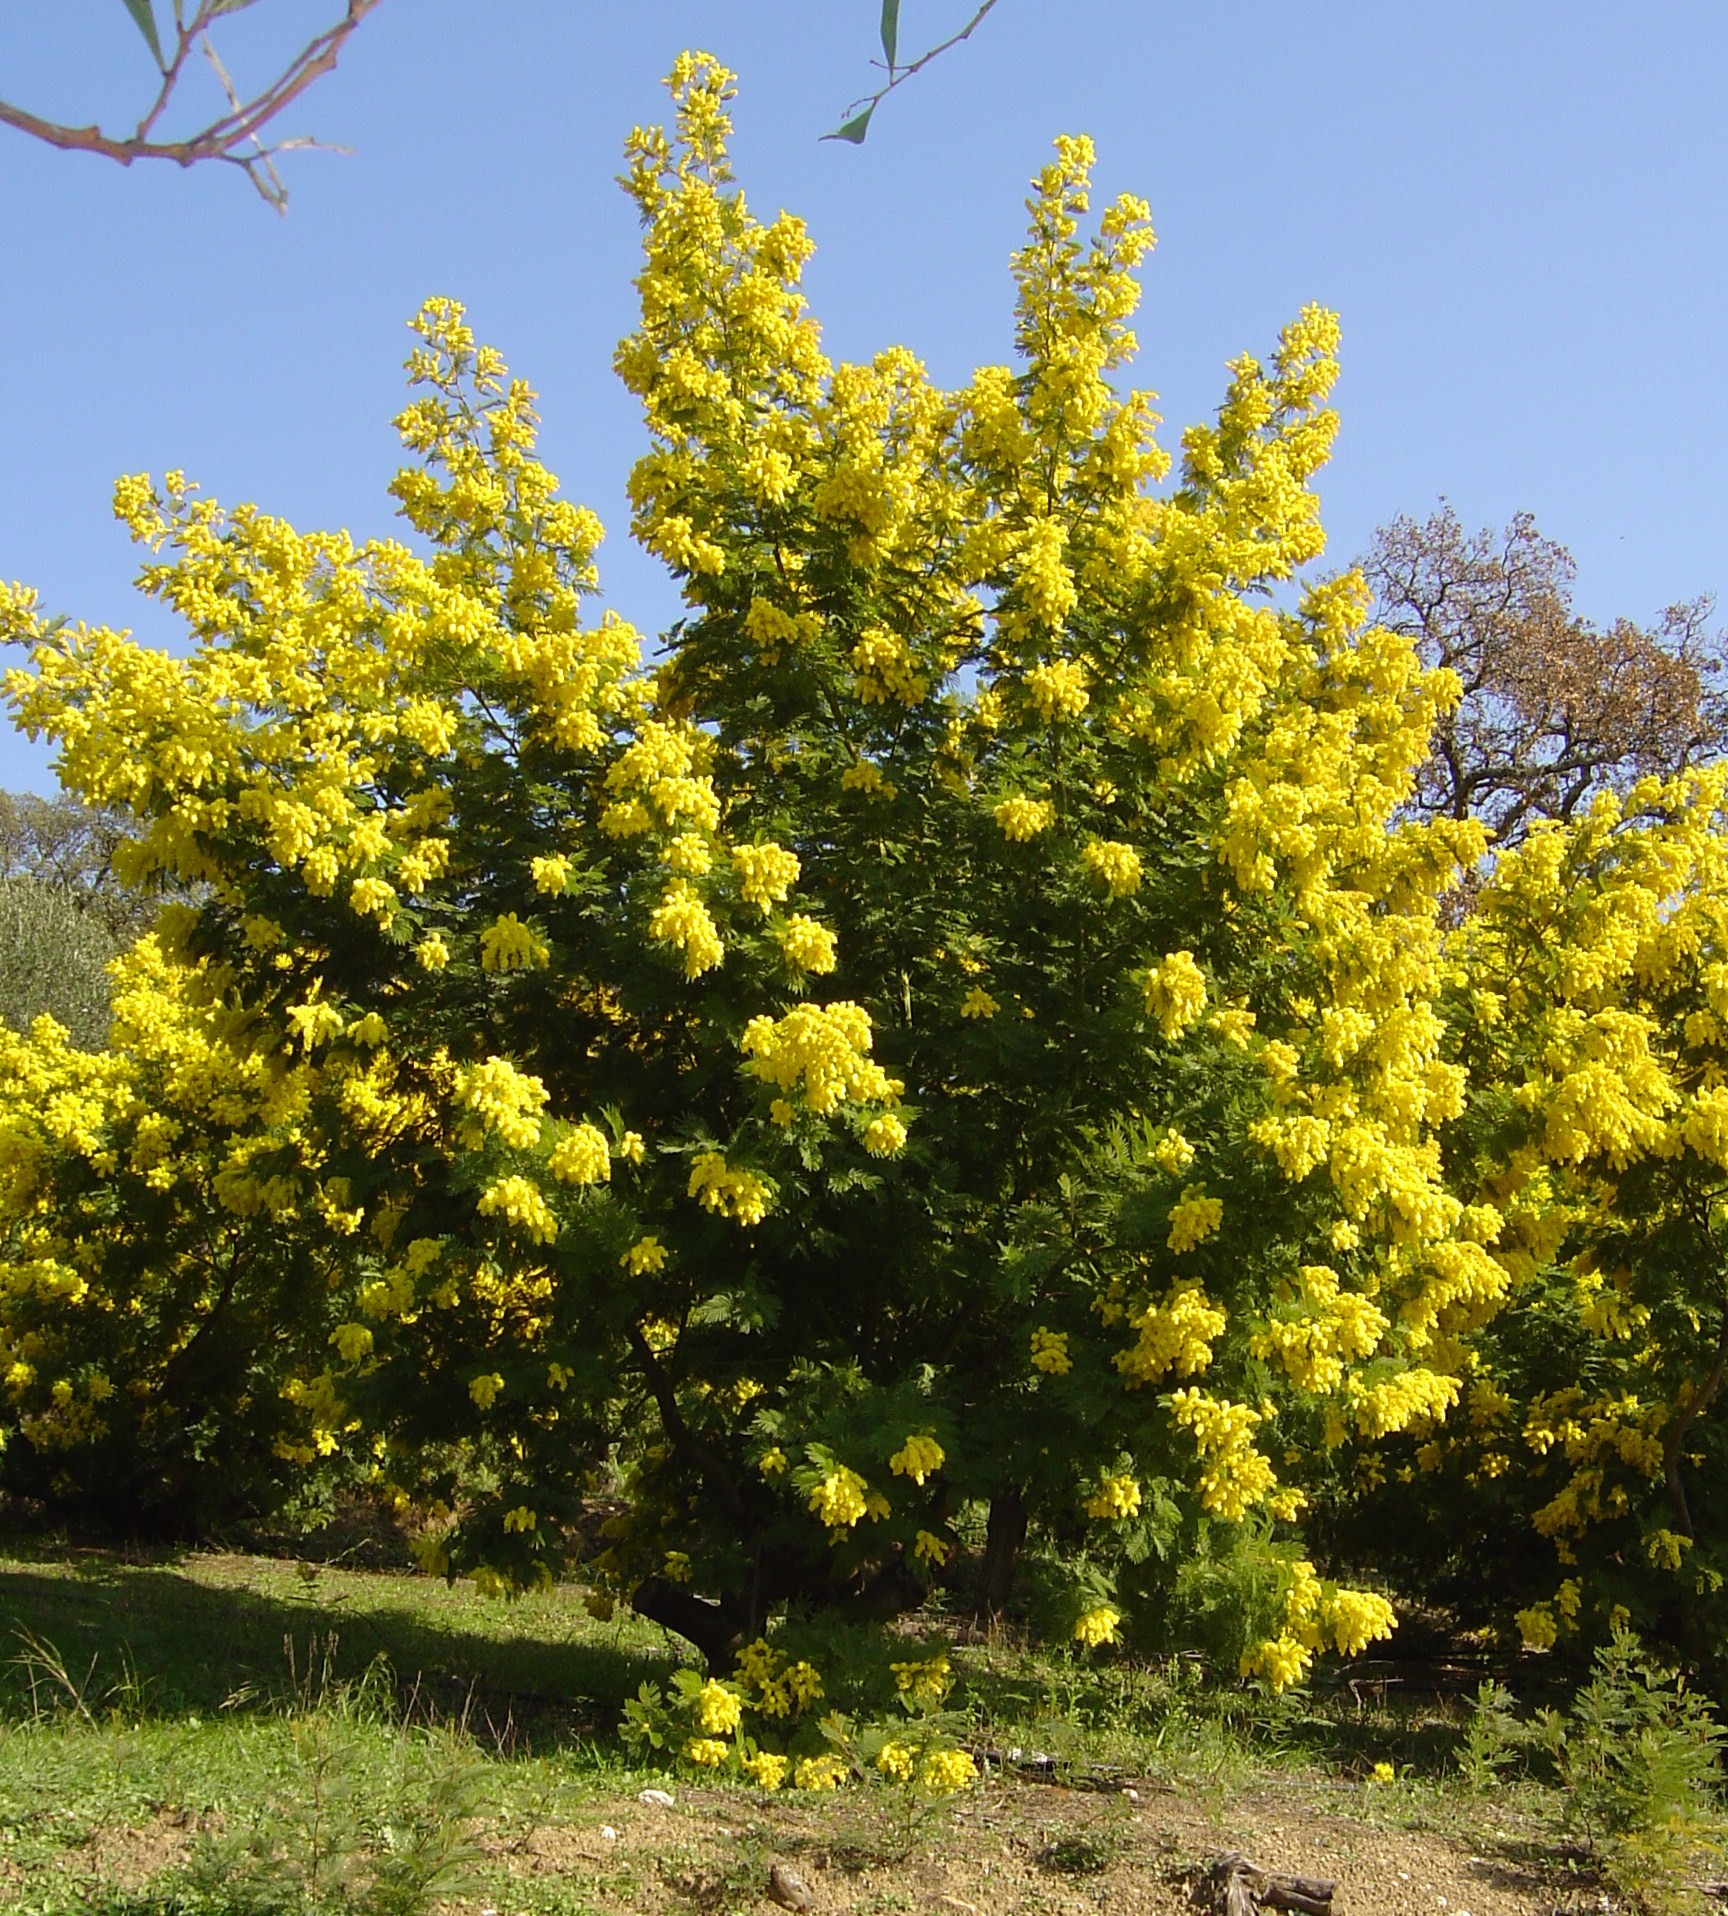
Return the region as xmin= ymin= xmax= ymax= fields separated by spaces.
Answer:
xmin=120 ymin=0 xmax=165 ymax=69
xmin=823 ymin=105 xmax=876 ymax=145
xmin=880 ymin=0 xmax=901 ymax=70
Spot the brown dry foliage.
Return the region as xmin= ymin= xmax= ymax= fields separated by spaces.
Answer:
xmin=1364 ymin=504 xmax=1726 ymax=845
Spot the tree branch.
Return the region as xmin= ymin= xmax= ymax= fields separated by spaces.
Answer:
xmin=0 ymin=0 xmax=386 ymax=212
xmin=1664 ymin=1291 xmax=1728 ymax=1543
xmin=827 ymin=0 xmax=1003 ymax=143
xmin=625 ymin=1320 xmax=749 ymax=1525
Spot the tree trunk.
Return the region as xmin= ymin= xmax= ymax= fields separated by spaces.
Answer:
xmin=631 ymin=1577 xmax=745 ymax=1673
xmin=977 ymin=1485 xmax=1026 ymax=1619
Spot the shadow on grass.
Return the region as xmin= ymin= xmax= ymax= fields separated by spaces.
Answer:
xmin=0 ymin=1546 xmax=683 ymax=1754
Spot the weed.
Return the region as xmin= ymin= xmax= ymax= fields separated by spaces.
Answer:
xmin=1549 ymin=1628 xmax=1726 ymax=1916
xmin=7 ymin=1625 xmax=149 ymax=1726
xmin=1037 ymin=1829 xmax=1113 ymax=1874
xmin=1456 ymin=1679 xmax=1527 ymax=1794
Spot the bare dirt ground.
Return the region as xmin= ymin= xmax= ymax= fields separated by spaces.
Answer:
xmin=471 ymin=1775 xmax=1585 ymax=1916
xmin=33 ymin=1767 xmax=1596 ymax=1913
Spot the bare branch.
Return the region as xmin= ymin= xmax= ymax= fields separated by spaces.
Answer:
xmin=199 ymin=28 xmax=289 ymax=211
xmin=0 ymin=0 xmax=385 ymax=213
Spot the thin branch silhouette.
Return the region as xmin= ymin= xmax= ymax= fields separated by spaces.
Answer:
xmin=827 ymin=0 xmax=1003 ymax=143
xmin=0 ymin=0 xmax=386 ymax=212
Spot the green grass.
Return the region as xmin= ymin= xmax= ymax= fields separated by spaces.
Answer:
xmin=0 ymin=1544 xmax=696 ymax=1914
xmin=0 ymin=1539 xmax=1596 ymax=1915
xmin=0 ymin=1544 xmax=683 ymax=1737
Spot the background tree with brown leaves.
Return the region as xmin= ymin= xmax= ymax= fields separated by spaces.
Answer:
xmin=1364 ymin=503 xmax=1727 ymax=847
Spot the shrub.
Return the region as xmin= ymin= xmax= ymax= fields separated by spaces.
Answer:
xmin=3 ymin=56 xmax=1487 ymax=1686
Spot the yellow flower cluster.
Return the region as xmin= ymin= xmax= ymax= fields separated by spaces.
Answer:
xmin=889 ymin=1434 xmax=944 ymax=1484
xmin=1030 ymin=1327 xmax=1072 ymax=1374
xmin=456 ymin=1057 xmax=549 ymax=1149
xmin=476 ymin=1174 xmax=558 ymax=1245
xmin=1025 ymin=658 xmax=1090 ymax=721
xmin=740 ymin=1002 xmax=899 ymax=1116
xmin=695 ymin=1678 xmax=743 ymax=1735
xmin=1166 ymin=1186 xmax=1224 ymax=1253
xmin=918 ymin=1749 xmax=979 ymax=1794
xmin=1168 ymin=1389 xmax=1277 ymax=1521
xmin=1083 ymin=1473 xmax=1141 ymax=1521
xmin=686 ymin=1151 xmax=772 ymax=1226
xmin=1515 ymin=1604 xmax=1558 ymax=1652
xmin=1144 ymin=950 xmax=1207 ymax=1039
xmin=891 ymin=1654 xmax=952 ymax=1702
xmin=994 ymin=796 xmax=1057 ymax=841
xmin=808 ymin=1465 xmax=870 ymax=1528
xmin=1114 ymin=1282 xmax=1226 ymax=1385
xmin=1073 ymin=1605 xmax=1121 ymax=1647
xmin=1250 ymin=1265 xmax=1387 ymax=1394
xmin=776 ymin=913 xmax=838 ymax=974
xmin=622 ymin=1235 xmax=667 ymax=1275
xmin=735 ymin=1638 xmax=824 ymax=1717
xmin=742 ymin=1751 xmax=789 ymax=1790
xmin=648 ymin=879 xmax=725 ymax=978
xmin=841 ymin=761 xmax=895 ymax=799
xmin=862 ymin=1113 xmax=908 ymax=1157
xmin=1079 ymin=837 xmax=1142 ymax=897
xmin=1240 ymin=1559 xmax=1396 ymax=1690
xmin=1153 ymin=1128 xmax=1196 ymax=1174
xmin=481 ymin=914 xmax=549 ymax=972
xmin=548 ymin=1122 xmax=612 ymax=1185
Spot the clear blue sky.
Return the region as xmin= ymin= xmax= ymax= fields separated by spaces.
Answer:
xmin=3 ymin=2 xmax=1725 ymax=794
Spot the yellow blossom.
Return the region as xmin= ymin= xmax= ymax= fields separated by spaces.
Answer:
xmin=889 ymin=1433 xmax=944 ymax=1484
xmin=480 ymin=912 xmax=549 ymax=972
xmin=687 ymin=1151 xmax=772 ymax=1226
xmin=1166 ymin=1186 xmax=1224 ymax=1253
xmin=919 ymin=1749 xmax=979 ymax=1794
xmin=530 ymin=854 xmax=571 ymax=894
xmin=648 ymin=879 xmax=724 ymax=978
xmin=1080 ymin=838 xmax=1141 ymax=897
xmin=548 ymin=1122 xmax=612 ymax=1185
xmin=1025 ymin=658 xmax=1091 ymax=721
xmin=1073 ymin=1606 xmax=1121 ymax=1647
xmin=1144 ymin=950 xmax=1207 ymax=1039
xmin=1083 ymin=1473 xmax=1141 ymax=1521
xmin=994 ymin=795 xmax=1057 ymax=841
xmin=695 ymin=1679 xmax=743 ymax=1735
xmin=808 ymin=1465 xmax=869 ymax=1528
xmin=778 ymin=913 xmax=838 ymax=973
xmin=1030 ymin=1327 xmax=1072 ymax=1374
xmin=863 ymin=1113 xmax=908 ymax=1156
